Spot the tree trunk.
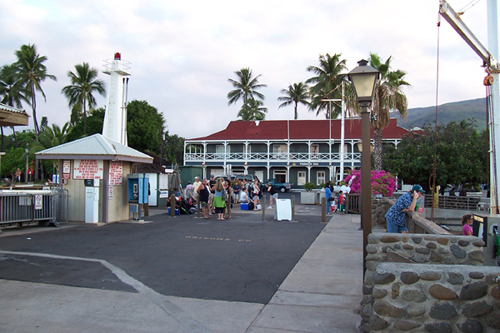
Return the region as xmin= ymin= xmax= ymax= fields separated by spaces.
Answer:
xmin=11 ymin=126 xmax=18 ymax=148
xmin=1 ymin=127 xmax=4 ymax=151
xmin=83 ymin=98 xmax=87 ymax=135
xmin=373 ymin=127 xmax=383 ymax=171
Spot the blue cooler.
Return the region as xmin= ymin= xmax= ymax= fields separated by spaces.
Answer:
xmin=240 ymin=203 xmax=249 ymax=210
xmin=168 ymin=207 xmax=180 ymax=215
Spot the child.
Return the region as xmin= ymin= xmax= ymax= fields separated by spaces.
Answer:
xmin=338 ymin=190 xmax=345 ymax=214
xmin=331 ymin=193 xmax=338 ymax=213
xmin=462 ymin=214 xmax=473 ymax=236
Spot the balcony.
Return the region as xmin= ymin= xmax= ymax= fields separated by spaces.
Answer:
xmin=184 ymin=152 xmax=361 ymax=162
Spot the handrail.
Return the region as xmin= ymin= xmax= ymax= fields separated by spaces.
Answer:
xmin=184 ymin=152 xmax=361 ymax=161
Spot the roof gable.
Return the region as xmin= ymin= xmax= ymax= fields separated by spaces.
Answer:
xmin=35 ymin=134 xmax=153 ymax=163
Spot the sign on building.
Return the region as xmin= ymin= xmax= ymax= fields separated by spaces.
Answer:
xmin=73 ymin=160 xmax=103 ymax=180
xmin=109 ymin=161 xmax=123 ymax=185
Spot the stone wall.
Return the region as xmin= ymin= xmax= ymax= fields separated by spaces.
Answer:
xmin=372 ymin=197 xmax=392 ymax=228
xmin=365 ymin=233 xmax=485 ymax=275
xmin=360 ymin=233 xmax=500 ymax=332
xmin=360 ymin=263 xmax=500 ymax=332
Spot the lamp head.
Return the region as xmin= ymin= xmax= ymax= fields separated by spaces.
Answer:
xmin=348 ymin=59 xmax=380 ymax=105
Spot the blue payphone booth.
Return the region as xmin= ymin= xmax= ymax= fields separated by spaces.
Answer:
xmin=127 ymin=174 xmax=149 ymax=220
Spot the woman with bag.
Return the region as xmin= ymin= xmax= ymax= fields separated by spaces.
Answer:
xmin=325 ymin=182 xmax=332 ymax=215
xmin=213 ymin=178 xmax=226 ymax=220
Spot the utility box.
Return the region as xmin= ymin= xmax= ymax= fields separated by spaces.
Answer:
xmin=127 ymin=174 xmax=149 ymax=204
xmin=472 ymin=213 xmax=500 ymax=266
xmin=84 ymin=179 xmax=99 ymax=223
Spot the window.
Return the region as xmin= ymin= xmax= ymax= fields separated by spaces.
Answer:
xmin=298 ymin=171 xmax=306 ymax=186
xmin=216 ymin=145 xmax=227 ymax=159
xmin=273 ymin=144 xmax=288 ymax=159
xmin=311 ymin=144 xmax=319 ymax=158
xmin=336 ymin=167 xmax=351 ymax=183
xmin=317 ymin=171 xmax=325 ymax=185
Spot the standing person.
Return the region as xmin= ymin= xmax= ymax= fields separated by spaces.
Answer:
xmin=325 ymin=182 xmax=332 ymax=215
xmin=185 ymin=181 xmax=195 ymax=204
xmin=462 ymin=214 xmax=473 ymax=236
xmin=224 ymin=179 xmax=233 ymax=219
xmin=232 ymin=180 xmax=241 ymax=204
xmin=192 ymin=176 xmax=202 ymax=211
xmin=196 ymin=178 xmax=211 ymax=219
xmin=208 ymin=175 xmax=216 ymax=215
xmin=338 ymin=190 xmax=346 ymax=214
xmin=252 ymin=179 xmax=261 ymax=210
xmin=212 ymin=178 xmax=226 ymax=220
xmin=267 ymin=183 xmax=278 ymax=209
xmin=15 ymin=168 xmax=21 ymax=183
xmin=385 ymin=185 xmax=426 ymax=233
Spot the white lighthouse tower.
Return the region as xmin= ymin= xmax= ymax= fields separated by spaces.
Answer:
xmin=102 ymin=52 xmax=131 ymax=145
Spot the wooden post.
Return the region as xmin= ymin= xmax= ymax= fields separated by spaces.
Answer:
xmin=196 ymin=199 xmax=201 ymax=218
xmin=321 ymin=196 xmax=326 ymax=223
xmin=261 ymin=196 xmax=266 ymax=221
xmin=170 ymin=194 xmax=176 ymax=217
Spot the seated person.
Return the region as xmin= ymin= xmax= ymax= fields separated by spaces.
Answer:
xmin=240 ymin=187 xmax=253 ymax=204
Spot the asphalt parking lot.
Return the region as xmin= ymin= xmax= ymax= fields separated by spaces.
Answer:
xmin=0 ymin=201 xmax=325 ymax=304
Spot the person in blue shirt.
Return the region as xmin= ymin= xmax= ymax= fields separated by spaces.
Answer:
xmin=325 ymin=181 xmax=332 ymax=215
xmin=385 ymin=185 xmax=425 ymax=233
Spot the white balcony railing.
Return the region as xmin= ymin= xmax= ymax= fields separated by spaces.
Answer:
xmin=184 ymin=152 xmax=361 ymax=162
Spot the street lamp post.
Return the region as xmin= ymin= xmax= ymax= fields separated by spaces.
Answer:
xmin=25 ymin=146 xmax=29 ymax=183
xmin=348 ymin=59 xmax=380 ymax=278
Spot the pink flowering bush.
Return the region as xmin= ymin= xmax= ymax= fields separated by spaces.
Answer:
xmin=343 ymin=170 xmax=398 ymax=197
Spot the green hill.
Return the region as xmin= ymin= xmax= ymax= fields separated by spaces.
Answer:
xmin=397 ymin=97 xmax=487 ymax=131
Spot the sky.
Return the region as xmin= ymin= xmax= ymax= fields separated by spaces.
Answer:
xmin=0 ymin=0 xmax=495 ymax=139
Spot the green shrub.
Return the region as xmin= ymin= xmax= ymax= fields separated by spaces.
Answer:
xmin=304 ymin=182 xmax=316 ymax=191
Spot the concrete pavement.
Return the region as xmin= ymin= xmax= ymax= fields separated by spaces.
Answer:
xmin=0 ymin=209 xmax=364 ymax=332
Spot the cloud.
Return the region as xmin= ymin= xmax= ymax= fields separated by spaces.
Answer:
xmin=0 ymin=0 xmax=493 ymax=139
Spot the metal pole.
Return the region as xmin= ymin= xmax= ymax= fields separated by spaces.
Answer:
xmin=25 ymin=147 xmax=28 ymax=183
xmin=361 ymin=104 xmax=372 ymax=278
xmin=488 ymin=0 xmax=500 ymax=214
xmin=340 ymin=80 xmax=345 ymax=183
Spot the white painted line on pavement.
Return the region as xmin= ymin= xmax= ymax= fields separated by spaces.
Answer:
xmin=0 ymin=250 xmax=211 ymax=333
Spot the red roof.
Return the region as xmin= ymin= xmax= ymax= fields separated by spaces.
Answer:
xmin=189 ymin=118 xmax=410 ymax=141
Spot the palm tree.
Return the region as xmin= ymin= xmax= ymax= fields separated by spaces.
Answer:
xmin=306 ymin=53 xmax=347 ymax=119
xmin=62 ymin=62 xmax=106 ymax=134
xmin=228 ymin=68 xmax=266 ymax=118
xmin=0 ymin=64 xmax=28 ymax=150
xmin=238 ymin=98 xmax=267 ymax=121
xmin=29 ymin=122 xmax=76 ymax=179
xmin=368 ymin=53 xmax=410 ymax=171
xmin=14 ymin=44 xmax=57 ymax=138
xmin=278 ymin=82 xmax=310 ymax=120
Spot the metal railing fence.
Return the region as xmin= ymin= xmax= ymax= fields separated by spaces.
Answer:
xmin=0 ymin=189 xmax=68 ymax=230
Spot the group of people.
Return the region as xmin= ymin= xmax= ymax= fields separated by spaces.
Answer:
xmin=185 ymin=175 xmax=272 ymax=219
xmin=324 ymin=181 xmax=346 ymax=215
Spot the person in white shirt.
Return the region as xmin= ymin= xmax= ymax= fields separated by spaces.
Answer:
xmin=240 ymin=187 xmax=252 ymax=204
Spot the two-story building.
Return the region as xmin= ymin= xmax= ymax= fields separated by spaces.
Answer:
xmin=184 ymin=118 xmax=411 ymax=187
